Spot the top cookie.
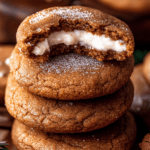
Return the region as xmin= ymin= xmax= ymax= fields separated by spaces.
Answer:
xmin=17 ymin=6 xmax=134 ymax=62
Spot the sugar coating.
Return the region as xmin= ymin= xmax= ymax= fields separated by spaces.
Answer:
xmin=32 ymin=30 xmax=126 ymax=55
xmin=39 ymin=53 xmax=103 ymax=74
xmin=29 ymin=8 xmax=94 ymax=24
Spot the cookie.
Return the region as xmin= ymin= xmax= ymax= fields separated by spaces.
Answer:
xmin=130 ymin=64 xmax=150 ymax=128
xmin=0 ymin=45 xmax=14 ymax=105
xmin=81 ymin=0 xmax=150 ymax=20
xmin=0 ymin=129 xmax=17 ymax=150
xmin=0 ymin=0 xmax=71 ymax=43
xmin=5 ymin=74 xmax=133 ymax=133
xmin=80 ymin=0 xmax=150 ymax=44
xmin=143 ymin=52 xmax=150 ymax=85
xmin=140 ymin=133 xmax=150 ymax=150
xmin=17 ymin=6 xmax=134 ymax=62
xmin=0 ymin=129 xmax=10 ymax=141
xmin=0 ymin=107 xmax=14 ymax=128
xmin=12 ymin=112 xmax=136 ymax=150
xmin=10 ymin=46 xmax=134 ymax=100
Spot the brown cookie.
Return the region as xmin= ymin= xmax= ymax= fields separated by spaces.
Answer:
xmin=17 ymin=6 xmax=134 ymax=62
xmin=143 ymin=52 xmax=150 ymax=85
xmin=0 ymin=129 xmax=17 ymax=150
xmin=0 ymin=45 xmax=14 ymax=105
xmin=6 ymin=74 xmax=133 ymax=133
xmin=81 ymin=0 xmax=150 ymax=19
xmin=11 ymin=112 xmax=136 ymax=150
xmin=10 ymin=46 xmax=134 ymax=100
xmin=0 ymin=0 xmax=71 ymax=43
xmin=140 ymin=133 xmax=150 ymax=150
xmin=0 ymin=107 xmax=14 ymax=128
xmin=80 ymin=0 xmax=150 ymax=44
xmin=0 ymin=129 xmax=10 ymax=141
xmin=130 ymin=64 xmax=150 ymax=128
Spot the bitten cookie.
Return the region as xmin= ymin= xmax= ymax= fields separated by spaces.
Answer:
xmin=10 ymin=46 xmax=134 ymax=100
xmin=5 ymin=74 xmax=133 ymax=133
xmin=12 ymin=112 xmax=136 ymax=150
xmin=0 ymin=45 xmax=14 ymax=105
xmin=17 ymin=6 xmax=134 ymax=62
xmin=143 ymin=52 xmax=150 ymax=85
xmin=140 ymin=133 xmax=150 ymax=150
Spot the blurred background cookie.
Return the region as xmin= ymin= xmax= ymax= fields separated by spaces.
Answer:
xmin=0 ymin=107 xmax=15 ymax=149
xmin=0 ymin=45 xmax=14 ymax=106
xmin=0 ymin=107 xmax=13 ymax=128
xmin=0 ymin=0 xmax=72 ymax=43
xmin=80 ymin=0 xmax=150 ymax=45
xmin=130 ymin=64 xmax=150 ymax=149
xmin=143 ymin=52 xmax=150 ymax=84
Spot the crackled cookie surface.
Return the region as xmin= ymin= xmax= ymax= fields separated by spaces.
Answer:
xmin=143 ymin=52 xmax=150 ymax=85
xmin=0 ymin=45 xmax=14 ymax=105
xmin=12 ymin=112 xmax=136 ymax=150
xmin=17 ymin=6 xmax=134 ymax=62
xmin=5 ymin=74 xmax=133 ymax=133
xmin=10 ymin=46 xmax=134 ymax=100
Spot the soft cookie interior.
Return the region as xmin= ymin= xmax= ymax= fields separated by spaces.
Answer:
xmin=32 ymin=29 xmax=126 ymax=59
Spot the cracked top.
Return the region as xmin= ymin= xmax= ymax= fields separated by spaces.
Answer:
xmin=12 ymin=112 xmax=136 ymax=150
xmin=143 ymin=52 xmax=150 ymax=85
xmin=10 ymin=46 xmax=134 ymax=100
xmin=16 ymin=6 xmax=134 ymax=62
xmin=5 ymin=74 xmax=133 ymax=133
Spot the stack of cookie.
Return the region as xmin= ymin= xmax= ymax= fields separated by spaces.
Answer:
xmin=5 ymin=6 xmax=136 ymax=149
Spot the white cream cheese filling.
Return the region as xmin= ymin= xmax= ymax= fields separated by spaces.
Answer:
xmin=32 ymin=30 xmax=126 ymax=55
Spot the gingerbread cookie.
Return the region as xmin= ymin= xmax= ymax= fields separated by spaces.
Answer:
xmin=0 ymin=129 xmax=17 ymax=150
xmin=17 ymin=6 xmax=134 ymax=62
xmin=5 ymin=74 xmax=133 ymax=133
xmin=10 ymin=46 xmax=134 ymax=100
xmin=0 ymin=0 xmax=71 ymax=43
xmin=143 ymin=52 xmax=150 ymax=85
xmin=130 ymin=64 xmax=150 ymax=128
xmin=80 ymin=0 xmax=150 ymax=44
xmin=12 ymin=112 xmax=136 ymax=150
xmin=140 ymin=133 xmax=150 ymax=150
xmin=81 ymin=0 xmax=150 ymax=20
xmin=0 ymin=107 xmax=13 ymax=128
xmin=0 ymin=45 xmax=14 ymax=105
